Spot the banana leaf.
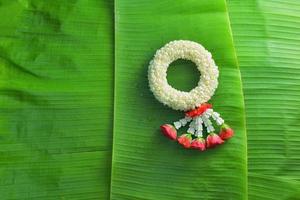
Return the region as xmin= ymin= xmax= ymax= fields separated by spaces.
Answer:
xmin=228 ymin=0 xmax=300 ymax=199
xmin=0 ymin=1 xmax=114 ymax=199
xmin=111 ymin=0 xmax=247 ymax=199
xmin=1 ymin=0 xmax=300 ymax=199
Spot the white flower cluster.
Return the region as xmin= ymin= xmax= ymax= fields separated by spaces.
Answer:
xmin=148 ymin=40 xmax=219 ymax=111
xmin=174 ymin=116 xmax=192 ymax=129
xmin=173 ymin=109 xmax=224 ymax=137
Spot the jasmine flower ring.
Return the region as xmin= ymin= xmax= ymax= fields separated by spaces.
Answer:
xmin=148 ymin=40 xmax=219 ymax=111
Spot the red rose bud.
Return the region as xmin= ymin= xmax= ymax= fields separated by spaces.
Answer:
xmin=177 ymin=134 xmax=192 ymax=148
xmin=191 ymin=137 xmax=206 ymax=151
xmin=160 ymin=124 xmax=177 ymax=140
xmin=219 ymin=124 xmax=234 ymax=140
xmin=206 ymin=133 xmax=224 ymax=148
xmin=185 ymin=103 xmax=212 ymax=118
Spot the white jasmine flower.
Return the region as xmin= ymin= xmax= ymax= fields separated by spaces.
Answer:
xmin=174 ymin=121 xmax=182 ymax=129
xmin=148 ymin=40 xmax=219 ymax=111
xmin=187 ymin=127 xmax=195 ymax=135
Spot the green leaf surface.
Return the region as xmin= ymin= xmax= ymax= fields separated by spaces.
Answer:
xmin=228 ymin=0 xmax=300 ymax=199
xmin=1 ymin=0 xmax=299 ymax=199
xmin=0 ymin=1 xmax=114 ymax=199
xmin=248 ymin=173 xmax=300 ymax=200
xmin=111 ymin=0 xmax=247 ymax=199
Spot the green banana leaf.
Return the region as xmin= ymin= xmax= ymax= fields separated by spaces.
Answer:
xmin=228 ymin=0 xmax=300 ymax=199
xmin=111 ymin=0 xmax=247 ymax=199
xmin=0 ymin=1 xmax=113 ymax=199
xmin=1 ymin=0 xmax=300 ymax=200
